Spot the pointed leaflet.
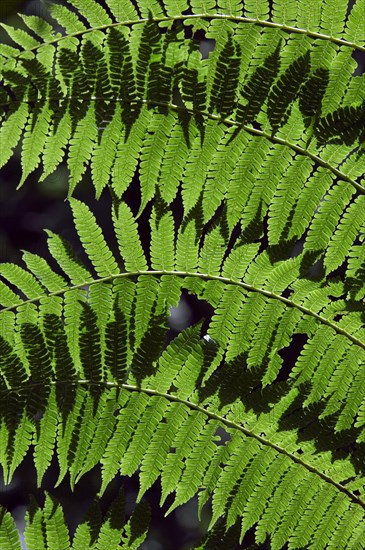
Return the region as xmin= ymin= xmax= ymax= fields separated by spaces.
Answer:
xmin=138 ymin=114 xmax=174 ymax=217
xmin=105 ymin=0 xmax=138 ymax=20
xmin=19 ymin=104 xmax=52 ymax=187
xmin=67 ymin=106 xmax=98 ymax=196
xmin=167 ymin=419 xmax=220 ymax=513
xmin=91 ymin=104 xmax=123 ymax=199
xmin=75 ymin=390 xmax=121 ymax=480
xmin=150 ymin=206 xmax=175 ymax=271
xmin=24 ymin=496 xmax=47 ymax=550
xmin=0 ymin=281 xmax=22 ymax=308
xmin=45 ymin=230 xmax=92 ymax=285
xmin=0 ymin=508 xmax=21 ymax=550
xmin=65 ymin=0 xmax=112 ymax=26
xmin=0 ymin=22 xmax=40 ymax=49
xmin=120 ymin=397 xmax=169 ymax=476
xmin=345 ymin=0 xmax=365 ymax=43
xmin=48 ymin=3 xmax=87 ymax=34
xmin=40 ymin=110 xmax=72 ymax=182
xmin=137 ymin=403 xmax=189 ymax=499
xmin=0 ymin=263 xmax=44 ymax=299
xmin=324 ymin=195 xmax=365 ymax=274
xmin=304 ymin=181 xmax=355 ymax=255
xmin=209 ymin=35 xmax=241 ymax=118
xmin=100 ymin=392 xmax=150 ymax=494
xmin=55 ymin=387 xmax=86 ymax=487
xmin=70 ymin=199 xmax=119 ymax=278
xmin=112 ymin=108 xmax=152 ymax=198
xmin=22 ymin=251 xmax=66 ymax=292
xmin=160 ymin=412 xmax=207 ymax=505
xmin=267 ymin=51 xmax=310 ymax=135
xmin=113 ymin=202 xmax=148 ymax=272
xmin=175 ymin=219 xmax=199 ymax=273
xmin=68 ymin=393 xmax=103 ymax=487
xmin=43 ymin=494 xmax=71 ymax=550
xmin=19 ymin=14 xmax=58 ymax=42
xmin=33 ymin=387 xmax=59 ymax=486
xmin=0 ymin=103 xmax=29 ymax=169
xmin=236 ymin=41 xmax=281 ymax=125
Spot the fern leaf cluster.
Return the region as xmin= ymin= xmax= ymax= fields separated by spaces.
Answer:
xmin=0 ymin=490 xmax=150 ymax=549
xmin=0 ymin=0 xmax=364 ymax=547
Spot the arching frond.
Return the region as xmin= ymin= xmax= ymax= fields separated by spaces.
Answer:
xmin=0 ymin=197 xmax=364 ymax=546
xmin=1 ymin=0 xmax=364 ymax=546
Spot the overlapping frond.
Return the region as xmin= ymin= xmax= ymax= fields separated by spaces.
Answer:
xmin=0 ymin=1 xmax=363 ymax=211
xmin=0 ymin=490 xmax=150 ymax=550
xmin=0 ymin=198 xmax=364 ymax=547
xmin=1 ymin=0 xmax=365 ymax=546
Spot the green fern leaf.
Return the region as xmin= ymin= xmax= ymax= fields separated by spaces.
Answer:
xmin=324 ymin=195 xmax=365 ymax=273
xmin=65 ymin=0 xmax=112 ymax=27
xmin=40 ymin=110 xmax=72 ymax=182
xmin=48 ymin=4 xmax=87 ymax=34
xmin=0 ymin=263 xmax=44 ymax=299
xmin=113 ymin=202 xmax=148 ymax=272
xmin=100 ymin=392 xmax=149 ymax=494
xmin=137 ymin=402 xmax=189 ymax=499
xmin=150 ymin=206 xmax=175 ymax=271
xmin=267 ymin=51 xmax=311 ymax=135
xmin=105 ymin=0 xmax=138 ymax=20
xmin=19 ymin=104 xmax=52 ymax=186
xmin=112 ymin=108 xmax=152 ymax=198
xmin=43 ymin=494 xmax=71 ymax=550
xmin=33 ymin=387 xmax=58 ymax=486
xmin=19 ymin=14 xmax=58 ymax=42
xmin=0 ymin=22 xmax=40 ymax=50
xmin=67 ymin=107 xmax=98 ymax=195
xmin=0 ymin=508 xmax=21 ymax=550
xmin=24 ymin=496 xmax=47 ymax=550
xmin=1 ymin=1 xmax=365 ymax=546
xmin=236 ymin=41 xmax=281 ymax=126
xmin=120 ymin=500 xmax=150 ymax=549
xmin=75 ymin=390 xmax=120 ymax=480
xmin=69 ymin=199 xmax=119 ymax=278
xmin=0 ymin=104 xmax=29 ymax=170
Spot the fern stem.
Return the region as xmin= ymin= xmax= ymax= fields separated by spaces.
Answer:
xmin=4 ymin=377 xmax=365 ymax=511
xmin=0 ymin=96 xmax=362 ymax=194
xmin=121 ymin=382 xmax=365 ymax=512
xmin=1 ymin=270 xmax=364 ymax=350
xmin=144 ymin=99 xmax=364 ymax=194
xmin=6 ymin=14 xmax=365 ymax=58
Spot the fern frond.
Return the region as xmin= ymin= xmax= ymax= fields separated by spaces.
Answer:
xmin=3 ymin=491 xmax=149 ymax=550
xmin=0 ymin=104 xmax=29 ymax=169
xmin=0 ymin=22 xmax=40 ymax=50
xmin=67 ymin=107 xmax=98 ymax=195
xmin=113 ymin=202 xmax=148 ymax=272
xmin=267 ymin=51 xmax=311 ymax=136
xmin=66 ymin=0 xmax=112 ymax=27
xmin=1 ymin=0 xmax=365 ymax=545
xmin=69 ymin=199 xmax=118 ymax=278
xmin=48 ymin=3 xmax=87 ymax=34
xmin=0 ymin=508 xmax=21 ymax=550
